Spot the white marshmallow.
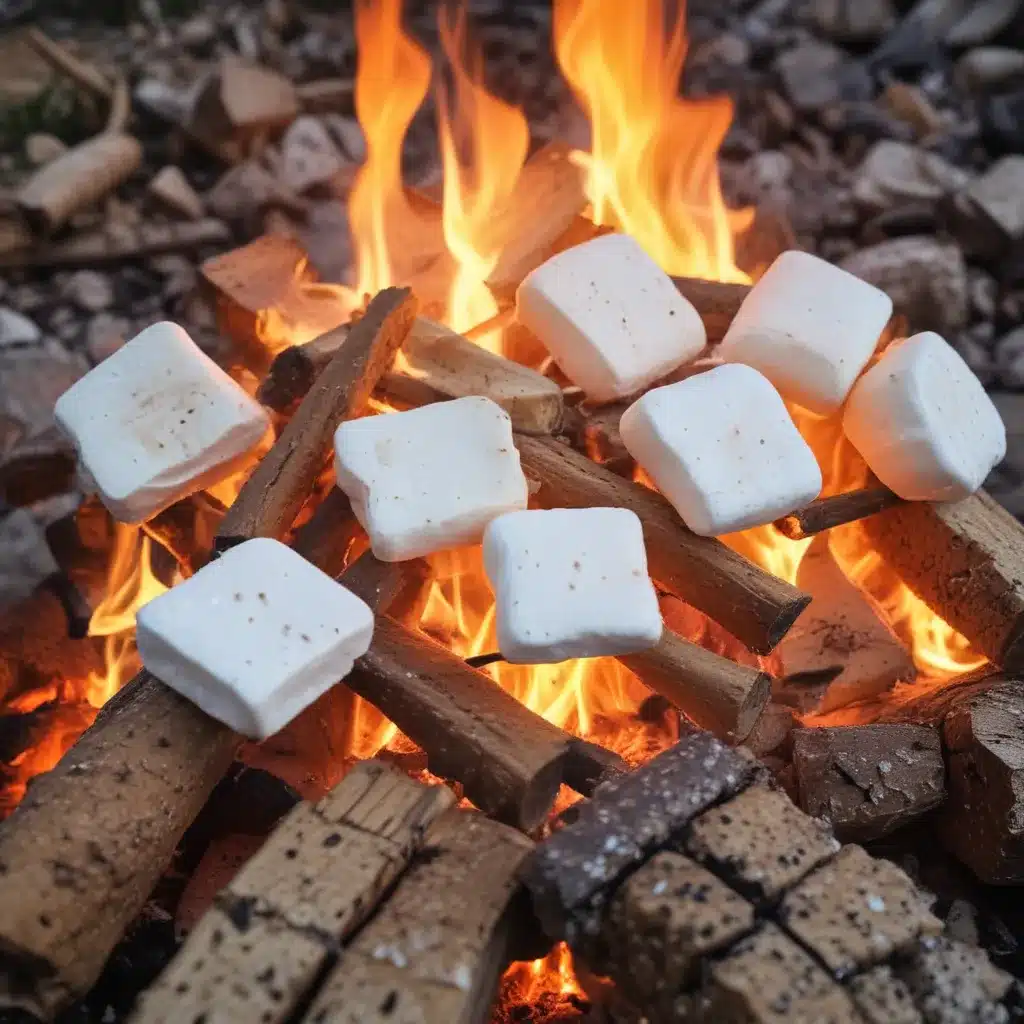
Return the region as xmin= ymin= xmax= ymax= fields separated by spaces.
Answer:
xmin=719 ymin=250 xmax=893 ymax=414
xmin=516 ymin=233 xmax=706 ymax=402
xmin=334 ymin=396 xmax=529 ymax=561
xmin=483 ymin=507 xmax=662 ymax=663
xmin=54 ymin=321 xmax=270 ymax=523
xmin=620 ymin=363 xmax=822 ymax=536
xmin=136 ymin=538 xmax=374 ymax=739
xmin=844 ymin=331 xmax=1006 ymax=501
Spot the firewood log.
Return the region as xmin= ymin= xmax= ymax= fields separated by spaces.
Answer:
xmin=861 ymin=491 xmax=1024 ymax=673
xmin=514 ymin=435 xmax=811 ymax=654
xmin=671 ymin=276 xmax=750 ymax=345
xmin=774 ymin=485 xmax=905 ymax=540
xmin=619 ymin=630 xmax=772 ymax=742
xmin=301 ymin=808 xmax=534 ymax=1024
xmin=130 ymin=761 xmax=455 ymax=1024
xmin=217 ymin=287 xmax=418 ymax=548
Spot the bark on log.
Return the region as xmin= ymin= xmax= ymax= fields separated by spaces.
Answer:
xmin=792 ymin=724 xmax=946 ymax=843
xmin=287 ymin=488 xmax=361 ymax=582
xmin=217 ymin=287 xmax=418 ymax=548
xmin=345 ymin=618 xmax=571 ymax=832
xmin=130 ymin=761 xmax=455 ymax=1024
xmin=671 ymin=276 xmax=751 ymax=345
xmin=0 ymin=550 xmax=413 ymax=1018
xmin=257 ymin=323 xmax=351 ymax=411
xmin=301 ymin=808 xmax=533 ymax=1024
xmin=514 ymin=435 xmax=811 ymax=654
xmin=16 ymin=134 xmax=143 ymax=235
xmin=774 ymin=486 xmax=905 ymax=540
xmin=862 ymin=491 xmax=1024 ymax=672
xmin=619 ymin=630 xmax=772 ymax=743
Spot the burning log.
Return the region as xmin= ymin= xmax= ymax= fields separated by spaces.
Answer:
xmin=15 ymin=134 xmax=143 ymax=235
xmin=303 ymin=808 xmax=534 ymax=1024
xmin=618 ymin=629 xmax=772 ymax=742
xmin=774 ymin=485 xmax=905 ymax=540
xmin=514 ymin=435 xmax=811 ymax=654
xmin=217 ymin=287 xmax=418 ymax=549
xmin=791 ymin=724 xmax=946 ymax=842
xmin=671 ymin=276 xmax=751 ymax=345
xmin=130 ymin=760 xmax=455 ymax=1024
xmin=346 ymin=617 xmax=573 ymax=831
xmin=861 ymin=491 xmax=1024 ymax=673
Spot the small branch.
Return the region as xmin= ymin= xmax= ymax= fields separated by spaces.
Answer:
xmin=774 ymin=486 xmax=905 ymax=540
xmin=24 ymin=28 xmax=113 ymax=100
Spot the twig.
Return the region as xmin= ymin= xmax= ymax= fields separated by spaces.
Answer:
xmin=25 ymin=28 xmax=113 ymax=101
xmin=105 ymin=76 xmax=131 ymax=134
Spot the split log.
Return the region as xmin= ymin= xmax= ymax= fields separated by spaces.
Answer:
xmin=257 ymin=321 xmax=351 ymax=411
xmin=791 ymin=724 xmax=946 ymax=843
xmin=514 ymin=435 xmax=811 ymax=654
xmin=774 ymin=485 xmax=905 ymax=540
xmin=520 ymin=733 xmax=759 ymax=948
xmin=0 ymin=218 xmax=231 ymax=269
xmin=345 ymin=617 xmax=571 ymax=831
xmin=671 ymin=276 xmax=751 ymax=345
xmin=16 ymin=134 xmax=143 ymax=235
xmin=302 ymin=809 xmax=533 ymax=1024
xmin=862 ymin=491 xmax=1024 ymax=672
xmin=776 ymin=535 xmax=916 ymax=713
xmin=0 ymin=549 xmax=413 ymax=1019
xmin=217 ymin=287 xmax=418 ymax=549
xmin=618 ymin=629 xmax=772 ymax=742
xmin=130 ymin=761 xmax=455 ymax=1024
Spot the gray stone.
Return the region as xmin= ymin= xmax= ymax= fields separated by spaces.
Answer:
xmin=956 ymin=47 xmax=1024 ymax=93
xmin=24 ymin=132 xmax=67 ymax=166
xmin=0 ymin=508 xmax=59 ymax=611
xmin=968 ymin=268 xmax=999 ymax=322
xmin=947 ymin=0 xmax=1024 ymax=47
xmin=279 ymin=115 xmax=347 ymax=194
xmin=0 ymin=308 xmax=41 ymax=348
xmin=85 ymin=314 xmax=133 ymax=365
xmin=774 ymin=40 xmax=853 ymax=112
xmin=324 ymin=114 xmax=367 ymax=164
xmin=954 ymin=331 xmax=996 ymax=386
xmin=808 ymin=0 xmax=896 ymax=43
xmin=996 ymin=327 xmax=1024 ymax=389
xmin=63 ymin=270 xmax=114 ymax=313
xmin=853 ymin=141 xmax=970 ymax=210
xmin=966 ymin=156 xmax=1024 ymax=243
xmin=0 ymin=343 xmax=87 ymax=444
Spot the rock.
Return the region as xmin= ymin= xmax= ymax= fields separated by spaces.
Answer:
xmin=774 ymin=40 xmax=870 ymax=113
xmin=738 ymin=150 xmax=793 ymax=204
xmin=946 ymin=0 xmax=1024 ymax=47
xmin=954 ymin=331 xmax=997 ymax=386
xmin=995 ymin=326 xmax=1024 ymax=389
xmin=969 ymin=268 xmax=999 ymax=321
xmin=853 ymin=140 xmax=969 ymax=210
xmin=0 ymin=508 xmax=59 ymax=612
xmin=191 ymin=57 xmax=299 ymax=141
xmin=981 ymin=88 xmax=1024 ymax=154
xmin=0 ymin=308 xmax=41 ymax=348
xmin=62 ymin=271 xmax=114 ymax=313
xmin=179 ymin=13 xmax=218 ymax=50
xmin=808 ymin=0 xmax=896 ymax=44
xmin=148 ymin=254 xmax=197 ymax=299
xmin=324 ymin=114 xmax=367 ymax=164
xmin=965 ymin=156 xmax=1024 ymax=249
xmin=279 ymin=115 xmax=347 ymax=194
xmin=24 ymin=133 xmax=67 ymax=167
xmin=956 ymin=47 xmax=1024 ymax=92
xmin=134 ymin=77 xmax=190 ymax=123
xmin=840 ymin=235 xmax=969 ymax=334
xmin=206 ymin=160 xmax=306 ymax=221
xmin=85 ymin=314 xmax=133 ymax=365
xmin=147 ymin=166 xmax=204 ymax=220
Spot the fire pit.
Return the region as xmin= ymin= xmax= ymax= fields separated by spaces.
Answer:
xmin=2 ymin=0 xmax=1024 ymax=1022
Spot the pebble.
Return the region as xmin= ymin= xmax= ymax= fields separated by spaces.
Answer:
xmin=147 ymin=166 xmax=204 ymax=220
xmin=996 ymin=326 xmax=1024 ymax=390
xmin=24 ymin=133 xmax=67 ymax=166
xmin=775 ymin=40 xmax=869 ymax=112
xmin=969 ymin=268 xmax=999 ymax=322
xmin=808 ymin=0 xmax=896 ymax=43
xmin=0 ymin=308 xmax=42 ymax=348
xmin=954 ymin=331 xmax=997 ymax=386
xmin=956 ymin=47 xmax=1024 ymax=93
xmin=63 ymin=271 xmax=114 ymax=313
xmin=85 ymin=314 xmax=133 ymax=365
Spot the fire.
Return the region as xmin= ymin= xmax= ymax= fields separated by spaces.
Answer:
xmin=500 ymin=943 xmax=585 ymax=1019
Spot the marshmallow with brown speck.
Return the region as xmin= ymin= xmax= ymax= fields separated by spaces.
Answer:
xmin=620 ymin=363 xmax=822 ymax=536
xmin=483 ymin=507 xmax=662 ymax=663
xmin=516 ymin=233 xmax=706 ymax=402
xmin=719 ymin=250 xmax=893 ymax=414
xmin=844 ymin=331 xmax=1006 ymax=501
xmin=334 ymin=396 xmax=529 ymax=561
xmin=135 ymin=538 xmax=374 ymax=739
xmin=54 ymin=321 xmax=270 ymax=523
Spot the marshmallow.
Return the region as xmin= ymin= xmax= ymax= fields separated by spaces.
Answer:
xmin=334 ymin=396 xmax=529 ymax=561
xmin=516 ymin=233 xmax=706 ymax=402
xmin=483 ymin=507 xmax=662 ymax=663
xmin=54 ymin=321 xmax=270 ymax=523
xmin=719 ymin=250 xmax=893 ymax=414
xmin=136 ymin=538 xmax=374 ymax=739
xmin=844 ymin=331 xmax=1006 ymax=501
xmin=620 ymin=363 xmax=822 ymax=536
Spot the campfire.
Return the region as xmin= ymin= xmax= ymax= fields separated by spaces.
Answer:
xmin=1 ymin=1 xmax=1023 ymax=1022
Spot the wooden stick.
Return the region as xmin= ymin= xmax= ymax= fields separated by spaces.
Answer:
xmin=302 ymin=808 xmax=534 ymax=1024
xmin=24 ymin=28 xmax=113 ymax=100
xmin=774 ymin=486 xmax=905 ymax=540
xmin=0 ymin=218 xmax=231 ymax=269
xmin=16 ymin=134 xmax=143 ymax=235
xmin=861 ymin=491 xmax=1024 ymax=672
xmin=345 ymin=617 xmax=570 ymax=832
xmin=130 ymin=761 xmax=455 ymax=1024
xmin=217 ymin=287 xmax=418 ymax=549
xmin=0 ymin=549 xmax=415 ymax=1018
xmin=671 ymin=276 xmax=750 ymax=345
xmin=619 ymin=630 xmax=772 ymax=742
xmin=514 ymin=435 xmax=811 ymax=654
xmin=104 ymin=75 xmax=131 ymax=135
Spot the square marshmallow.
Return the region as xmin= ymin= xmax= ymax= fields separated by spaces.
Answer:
xmin=483 ymin=508 xmax=662 ymax=663
xmin=620 ymin=363 xmax=823 ymax=536
xmin=54 ymin=321 xmax=270 ymax=523
xmin=334 ymin=396 xmax=529 ymax=561
xmin=844 ymin=331 xmax=1006 ymax=501
xmin=136 ymin=538 xmax=374 ymax=739
xmin=516 ymin=233 xmax=706 ymax=402
xmin=719 ymin=250 xmax=893 ymax=414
